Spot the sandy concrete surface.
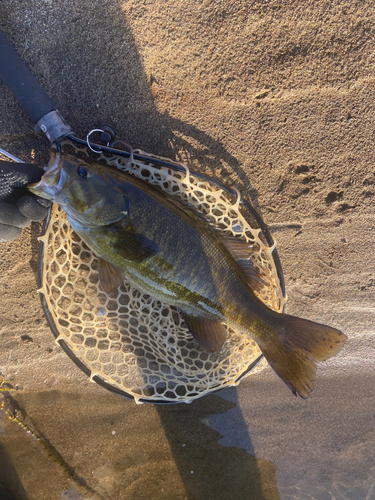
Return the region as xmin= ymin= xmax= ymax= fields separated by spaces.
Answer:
xmin=0 ymin=1 xmax=374 ymax=498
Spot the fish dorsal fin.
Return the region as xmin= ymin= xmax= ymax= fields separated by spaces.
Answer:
xmin=163 ymin=197 xmax=262 ymax=293
xmin=98 ymin=258 xmax=124 ymax=295
xmin=112 ymin=231 xmax=159 ymax=262
xmin=221 ymin=234 xmax=264 ymax=293
xmin=222 ymin=233 xmax=257 ymax=259
xmin=182 ymin=312 xmax=227 ymax=352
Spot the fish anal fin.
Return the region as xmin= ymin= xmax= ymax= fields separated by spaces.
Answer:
xmin=182 ymin=313 xmax=227 ymax=353
xmin=222 ymin=234 xmax=264 ymax=293
xmin=113 ymin=231 xmax=159 ymax=262
xmin=98 ymin=258 xmax=124 ymax=295
xmin=260 ymin=315 xmax=347 ymax=398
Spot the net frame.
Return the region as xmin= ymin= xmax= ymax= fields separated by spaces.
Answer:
xmin=37 ymin=138 xmax=286 ymax=404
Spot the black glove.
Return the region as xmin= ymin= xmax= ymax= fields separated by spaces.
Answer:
xmin=0 ymin=160 xmax=49 ymax=242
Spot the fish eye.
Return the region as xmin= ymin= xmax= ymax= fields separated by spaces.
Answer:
xmin=77 ymin=166 xmax=89 ymax=178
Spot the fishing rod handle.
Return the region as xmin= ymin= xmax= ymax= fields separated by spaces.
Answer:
xmin=0 ymin=30 xmax=72 ymax=142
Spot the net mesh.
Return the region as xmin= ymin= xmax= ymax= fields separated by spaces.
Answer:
xmin=38 ymin=141 xmax=286 ymax=403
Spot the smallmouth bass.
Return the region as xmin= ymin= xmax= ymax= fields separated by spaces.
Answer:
xmin=29 ymin=152 xmax=347 ymax=398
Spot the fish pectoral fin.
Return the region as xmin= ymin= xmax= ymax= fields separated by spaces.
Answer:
xmin=113 ymin=231 xmax=159 ymax=262
xmin=182 ymin=312 xmax=227 ymax=352
xmin=98 ymin=258 xmax=124 ymax=295
xmin=222 ymin=234 xmax=264 ymax=293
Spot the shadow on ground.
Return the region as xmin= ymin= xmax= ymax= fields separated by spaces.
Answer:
xmin=1 ymin=0 xmax=260 ymax=198
xmin=0 ymin=441 xmax=29 ymax=500
xmin=157 ymin=391 xmax=280 ymax=500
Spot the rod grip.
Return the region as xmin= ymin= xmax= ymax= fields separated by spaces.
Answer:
xmin=0 ymin=30 xmax=56 ymax=124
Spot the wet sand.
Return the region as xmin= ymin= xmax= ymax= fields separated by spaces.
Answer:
xmin=0 ymin=1 xmax=374 ymax=498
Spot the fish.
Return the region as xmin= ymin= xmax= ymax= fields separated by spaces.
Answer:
xmin=29 ymin=152 xmax=347 ymax=398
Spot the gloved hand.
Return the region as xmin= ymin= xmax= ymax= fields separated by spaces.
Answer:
xmin=0 ymin=160 xmax=49 ymax=242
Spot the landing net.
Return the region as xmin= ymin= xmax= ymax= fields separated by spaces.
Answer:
xmin=38 ymin=140 xmax=286 ymax=403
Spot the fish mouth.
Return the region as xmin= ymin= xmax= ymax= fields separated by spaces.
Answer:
xmin=28 ymin=150 xmax=64 ymax=201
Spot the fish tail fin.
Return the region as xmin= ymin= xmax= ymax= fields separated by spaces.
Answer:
xmin=260 ymin=315 xmax=347 ymax=398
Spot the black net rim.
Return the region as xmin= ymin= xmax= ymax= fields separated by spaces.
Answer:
xmin=37 ymin=138 xmax=285 ymax=404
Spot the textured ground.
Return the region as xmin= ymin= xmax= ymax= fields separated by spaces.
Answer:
xmin=0 ymin=1 xmax=374 ymax=499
